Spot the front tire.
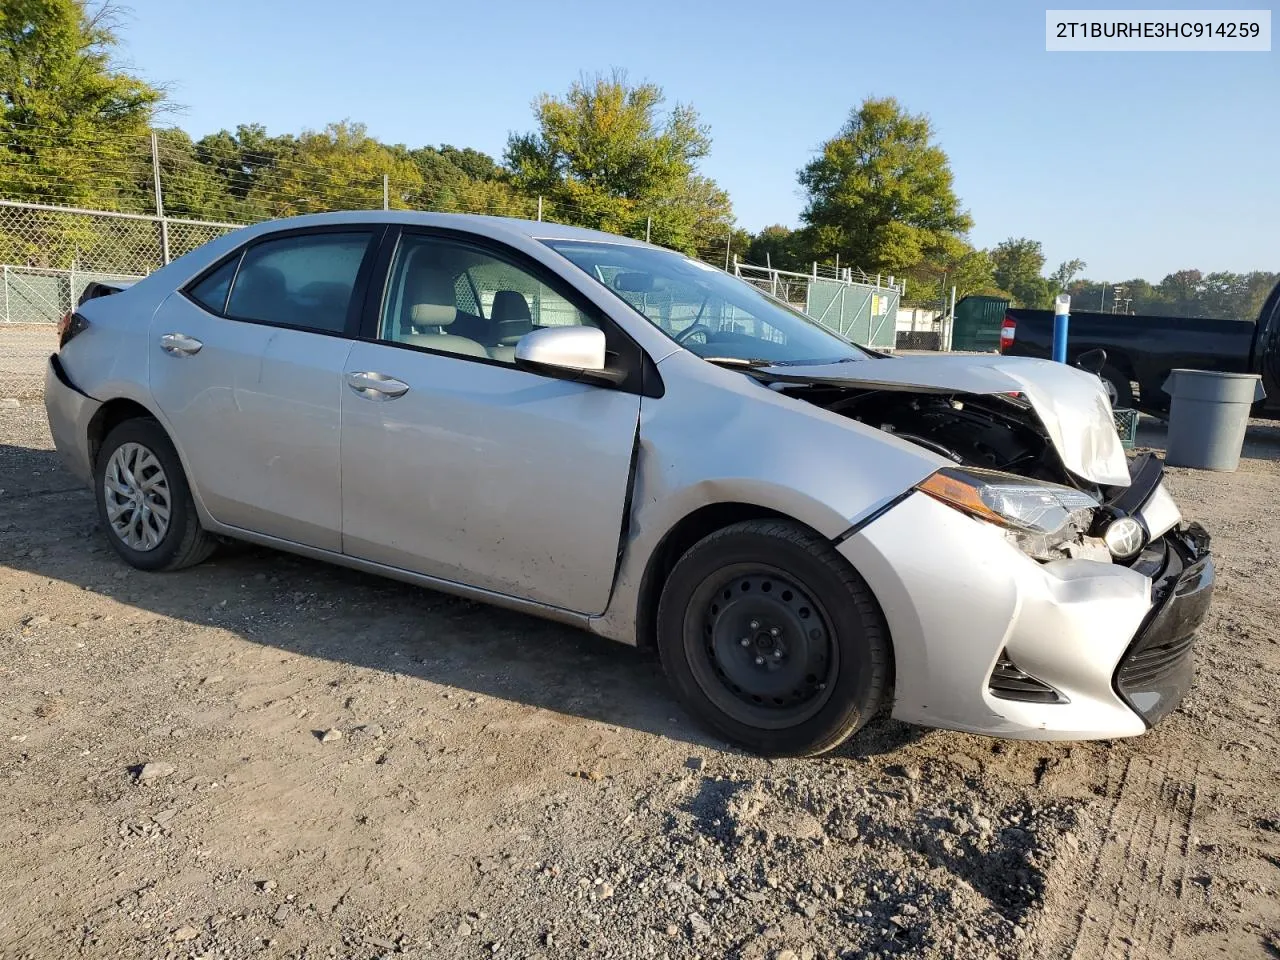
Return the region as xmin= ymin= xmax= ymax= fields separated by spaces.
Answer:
xmin=656 ymin=519 xmax=891 ymax=757
xmin=94 ymin=418 xmax=215 ymax=572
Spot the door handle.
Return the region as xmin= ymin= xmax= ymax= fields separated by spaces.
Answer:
xmin=160 ymin=333 xmax=203 ymax=356
xmin=346 ymin=371 xmax=409 ymax=400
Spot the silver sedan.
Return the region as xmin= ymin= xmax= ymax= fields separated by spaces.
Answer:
xmin=44 ymin=212 xmax=1213 ymax=755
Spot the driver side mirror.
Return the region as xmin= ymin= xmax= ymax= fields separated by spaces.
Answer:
xmin=1074 ymin=347 xmax=1108 ymax=375
xmin=514 ymin=326 xmax=626 ymax=385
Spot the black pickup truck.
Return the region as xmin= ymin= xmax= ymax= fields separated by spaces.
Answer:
xmin=998 ymin=281 xmax=1280 ymax=417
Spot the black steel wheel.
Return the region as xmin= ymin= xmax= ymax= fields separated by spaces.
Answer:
xmin=657 ymin=519 xmax=891 ymax=756
xmin=689 ymin=564 xmax=838 ymax=729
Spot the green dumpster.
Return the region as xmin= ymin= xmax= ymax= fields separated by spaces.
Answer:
xmin=952 ymin=296 xmax=1011 ymax=353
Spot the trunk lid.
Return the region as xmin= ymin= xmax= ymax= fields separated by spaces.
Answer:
xmin=759 ymin=354 xmax=1131 ymax=486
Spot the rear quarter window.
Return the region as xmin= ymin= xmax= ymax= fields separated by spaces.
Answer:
xmin=187 ymin=256 xmax=240 ymax=314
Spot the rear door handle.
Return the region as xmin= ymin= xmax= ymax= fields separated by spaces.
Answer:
xmin=160 ymin=333 xmax=203 ymax=357
xmin=346 ymin=371 xmax=409 ymax=400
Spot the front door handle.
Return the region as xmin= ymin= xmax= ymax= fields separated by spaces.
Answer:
xmin=346 ymin=371 xmax=410 ymax=400
xmin=160 ymin=333 xmax=203 ymax=357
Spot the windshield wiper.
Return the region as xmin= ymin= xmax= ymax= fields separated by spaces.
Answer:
xmin=701 ymin=356 xmax=773 ymax=368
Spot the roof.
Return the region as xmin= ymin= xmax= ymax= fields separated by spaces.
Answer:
xmin=232 ymin=209 xmax=652 ymax=248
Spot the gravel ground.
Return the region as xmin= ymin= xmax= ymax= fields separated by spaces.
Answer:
xmin=1 ymin=401 xmax=1277 ymax=960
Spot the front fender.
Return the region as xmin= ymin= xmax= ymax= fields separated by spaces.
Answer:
xmin=588 ymin=351 xmax=943 ymax=644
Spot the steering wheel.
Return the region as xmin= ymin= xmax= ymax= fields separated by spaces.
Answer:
xmin=675 ymin=323 xmax=713 ymax=346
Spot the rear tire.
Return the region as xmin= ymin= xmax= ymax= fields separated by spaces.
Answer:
xmin=656 ymin=519 xmax=891 ymax=757
xmin=94 ymin=418 xmax=215 ymax=572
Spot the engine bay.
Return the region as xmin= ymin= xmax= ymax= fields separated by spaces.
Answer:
xmin=780 ymin=384 xmax=1123 ymax=561
xmin=783 ymin=385 xmax=1093 ymax=487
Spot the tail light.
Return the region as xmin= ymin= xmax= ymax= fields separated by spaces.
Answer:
xmin=999 ymin=314 xmax=1016 ymax=352
xmin=57 ymin=311 xmax=89 ymax=349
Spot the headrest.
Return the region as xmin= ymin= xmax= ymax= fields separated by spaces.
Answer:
xmin=402 ymin=266 xmax=457 ymax=331
xmin=491 ymin=290 xmax=532 ymax=322
xmin=298 ymin=281 xmax=348 ymax=309
xmin=411 ymin=303 xmax=458 ymax=327
xmin=491 ymin=290 xmax=533 ymax=343
xmin=237 ymin=265 xmax=287 ymax=296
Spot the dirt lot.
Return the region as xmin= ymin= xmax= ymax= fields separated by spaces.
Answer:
xmin=1 ymin=398 xmax=1278 ymax=960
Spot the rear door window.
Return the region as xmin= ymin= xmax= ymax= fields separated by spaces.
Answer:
xmin=225 ymin=232 xmax=373 ymax=334
xmin=188 ymin=256 xmax=239 ymax=314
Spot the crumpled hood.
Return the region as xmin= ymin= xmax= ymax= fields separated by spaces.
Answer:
xmin=762 ymin=354 xmax=1132 ymax=486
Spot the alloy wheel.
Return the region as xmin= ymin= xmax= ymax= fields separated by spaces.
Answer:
xmin=103 ymin=442 xmax=171 ymax=551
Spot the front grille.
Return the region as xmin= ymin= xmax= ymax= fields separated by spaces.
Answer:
xmin=1117 ymin=631 xmax=1195 ymax=688
xmin=989 ymin=652 xmax=1068 ymax=704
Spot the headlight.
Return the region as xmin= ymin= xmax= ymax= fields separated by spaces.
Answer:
xmin=918 ymin=467 xmax=1099 ymax=558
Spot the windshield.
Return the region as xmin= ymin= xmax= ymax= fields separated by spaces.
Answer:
xmin=543 ymin=240 xmax=869 ymax=365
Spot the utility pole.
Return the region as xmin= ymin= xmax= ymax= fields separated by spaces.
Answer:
xmin=536 ymin=196 xmax=543 ymax=222
xmin=645 ymin=217 xmax=651 ymax=243
xmin=724 ymin=233 xmax=732 ymax=271
xmin=150 ymin=132 xmax=170 ymax=265
xmin=382 ymin=174 xmax=389 ymax=210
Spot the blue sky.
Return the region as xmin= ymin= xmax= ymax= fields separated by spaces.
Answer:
xmin=116 ymin=0 xmax=1277 ymax=281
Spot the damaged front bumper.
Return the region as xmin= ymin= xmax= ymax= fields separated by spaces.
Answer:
xmin=1113 ymin=523 xmax=1213 ymax=727
xmin=837 ymin=464 xmax=1213 ymax=741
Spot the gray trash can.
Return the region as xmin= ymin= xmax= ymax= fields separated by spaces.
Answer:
xmin=1161 ymin=369 xmax=1266 ymax=471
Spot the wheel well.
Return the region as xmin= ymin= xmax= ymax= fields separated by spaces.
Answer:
xmin=634 ymin=503 xmax=790 ymax=652
xmin=86 ymin=399 xmax=157 ymax=470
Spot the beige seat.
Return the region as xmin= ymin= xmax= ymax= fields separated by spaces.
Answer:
xmin=398 ymin=268 xmax=488 ymax=359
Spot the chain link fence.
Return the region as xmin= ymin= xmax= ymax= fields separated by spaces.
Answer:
xmin=0 ymin=324 xmax=58 ymax=401
xmin=733 ymin=261 xmax=903 ymax=351
xmin=0 ymin=201 xmax=245 ymax=399
xmin=0 ymin=197 xmax=897 ymax=398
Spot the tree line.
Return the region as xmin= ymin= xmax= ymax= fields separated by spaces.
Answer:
xmin=1 ymin=0 xmax=1272 ymax=322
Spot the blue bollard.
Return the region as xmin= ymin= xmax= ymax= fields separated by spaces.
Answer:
xmin=1052 ymin=293 xmax=1070 ymax=363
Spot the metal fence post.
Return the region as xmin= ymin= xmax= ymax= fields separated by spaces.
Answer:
xmin=150 ymin=132 xmax=170 ymax=264
xmin=2 ymin=265 xmax=8 ymax=323
xmin=1053 ymin=294 xmax=1070 ymax=363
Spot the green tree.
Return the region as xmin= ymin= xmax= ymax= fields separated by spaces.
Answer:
xmin=0 ymin=0 xmax=163 ymax=209
xmin=796 ymin=97 xmax=972 ymax=275
xmin=1157 ymin=269 xmax=1204 ymax=314
xmin=407 ymin=144 xmax=532 ymax=217
xmin=194 ymin=123 xmax=299 ymax=221
xmin=146 ymin=128 xmax=233 ymax=220
xmin=1050 ymin=258 xmax=1086 ymax=292
xmin=746 ymin=225 xmax=804 ymax=271
xmin=246 ymin=121 xmax=423 ymax=216
xmin=908 ymin=236 xmax=1006 ymax=305
xmin=505 ymin=71 xmax=733 ymax=252
xmin=991 ymin=237 xmax=1053 ymax=307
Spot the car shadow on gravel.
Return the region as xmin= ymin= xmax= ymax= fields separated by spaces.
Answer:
xmin=0 ymin=440 xmax=983 ymax=759
xmin=0 ymin=443 xmax=747 ymax=750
